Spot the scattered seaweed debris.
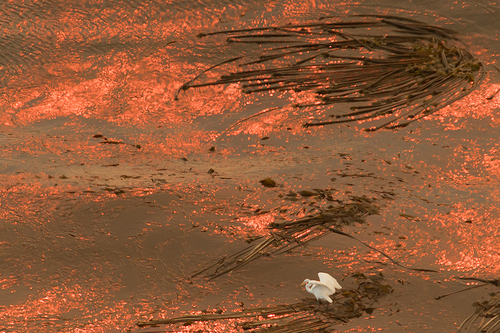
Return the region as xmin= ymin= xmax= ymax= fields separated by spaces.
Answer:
xmin=192 ymin=196 xmax=379 ymax=280
xmin=459 ymin=292 xmax=500 ymax=333
xmin=192 ymin=194 xmax=437 ymax=280
xmin=176 ymin=15 xmax=484 ymax=130
xmin=137 ymin=273 xmax=393 ymax=332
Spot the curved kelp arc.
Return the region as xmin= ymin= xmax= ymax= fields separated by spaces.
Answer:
xmin=176 ymin=15 xmax=485 ymax=130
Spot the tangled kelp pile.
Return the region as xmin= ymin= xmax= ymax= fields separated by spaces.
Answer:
xmin=137 ymin=272 xmax=393 ymax=332
xmin=176 ymin=15 xmax=484 ymax=130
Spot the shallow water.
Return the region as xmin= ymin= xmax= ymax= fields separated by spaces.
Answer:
xmin=0 ymin=0 xmax=499 ymax=332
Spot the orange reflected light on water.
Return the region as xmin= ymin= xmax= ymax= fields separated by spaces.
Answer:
xmin=1 ymin=283 xmax=112 ymax=328
xmin=433 ymin=83 xmax=500 ymax=129
xmin=2 ymin=2 xmax=247 ymax=129
xmin=237 ymin=213 xmax=275 ymax=236
xmin=483 ymin=145 xmax=500 ymax=177
xmin=0 ymin=275 xmax=17 ymax=290
xmin=433 ymin=204 xmax=500 ymax=274
xmin=9 ymin=57 xmax=243 ymax=130
xmin=51 ymin=2 xmax=213 ymax=45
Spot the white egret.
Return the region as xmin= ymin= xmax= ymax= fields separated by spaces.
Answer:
xmin=300 ymin=272 xmax=342 ymax=305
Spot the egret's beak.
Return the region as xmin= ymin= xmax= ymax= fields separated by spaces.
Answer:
xmin=299 ymin=281 xmax=306 ymax=289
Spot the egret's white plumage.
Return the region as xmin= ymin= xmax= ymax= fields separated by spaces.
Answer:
xmin=300 ymin=272 xmax=342 ymax=303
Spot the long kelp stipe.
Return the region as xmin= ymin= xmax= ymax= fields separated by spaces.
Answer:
xmin=176 ymin=15 xmax=484 ymax=130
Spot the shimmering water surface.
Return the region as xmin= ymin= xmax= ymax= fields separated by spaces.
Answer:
xmin=0 ymin=0 xmax=499 ymax=332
